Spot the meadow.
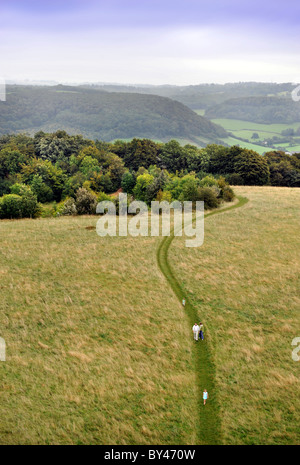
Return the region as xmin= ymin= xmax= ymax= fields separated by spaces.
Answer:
xmin=0 ymin=217 xmax=197 ymax=444
xmin=211 ymin=118 xmax=300 ymax=153
xmin=0 ymin=186 xmax=299 ymax=444
xmin=194 ymin=112 xmax=300 ymax=153
xmin=169 ymin=186 xmax=300 ymax=444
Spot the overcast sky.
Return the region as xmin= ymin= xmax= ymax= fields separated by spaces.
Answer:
xmin=0 ymin=0 xmax=299 ymax=85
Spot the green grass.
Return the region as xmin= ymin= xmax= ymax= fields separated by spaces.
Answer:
xmin=0 ymin=216 xmax=198 ymax=444
xmin=169 ymin=186 xmax=300 ymax=444
xmin=220 ymin=136 xmax=273 ymax=154
xmin=211 ymin=118 xmax=300 ymax=135
xmin=204 ymin=117 xmax=300 ymax=153
xmin=286 ymin=145 xmax=300 ymax=152
xmin=0 ymin=187 xmax=299 ymax=444
xmin=157 ymin=196 xmax=249 ymax=445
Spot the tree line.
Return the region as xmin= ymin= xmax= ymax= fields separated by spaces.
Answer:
xmin=0 ymin=131 xmax=299 ymax=219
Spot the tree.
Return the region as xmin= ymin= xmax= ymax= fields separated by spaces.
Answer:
xmin=207 ymin=144 xmax=232 ymax=174
xmin=133 ymin=173 xmax=154 ymax=202
xmin=20 ymin=158 xmax=66 ymax=201
xmin=121 ymin=172 xmax=136 ymax=194
xmin=145 ymin=171 xmax=168 ymax=204
xmin=269 ymin=160 xmax=300 ymax=187
xmin=160 ymin=140 xmax=186 ymax=172
xmin=107 ymin=155 xmax=126 ymax=192
xmin=90 ymin=172 xmax=113 ymax=193
xmin=178 ymin=175 xmax=200 ymax=202
xmin=123 ymin=139 xmax=159 ymax=171
xmin=0 ymin=148 xmax=26 ymax=177
xmin=30 ymin=174 xmax=54 ymax=203
xmin=79 ymin=156 xmax=101 ymax=178
xmin=233 ymin=149 xmax=270 ymax=185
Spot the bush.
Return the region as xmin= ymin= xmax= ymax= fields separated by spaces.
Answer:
xmin=40 ymin=203 xmax=57 ymax=218
xmin=97 ymin=191 xmax=113 ymax=203
xmin=199 ymin=175 xmax=218 ymax=187
xmin=75 ymin=188 xmax=97 ymax=215
xmin=7 ymin=183 xmax=40 ymax=218
xmin=197 ymin=187 xmax=220 ymax=210
xmin=0 ymin=194 xmax=23 ymax=219
xmin=222 ymin=185 xmax=235 ymax=202
xmin=60 ymin=197 xmax=77 ymax=216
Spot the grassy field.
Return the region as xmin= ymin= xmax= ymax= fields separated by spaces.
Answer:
xmin=194 ymin=113 xmax=300 ymax=154
xmin=0 ymin=187 xmax=299 ymax=445
xmin=0 ymin=217 xmax=198 ymax=445
xmin=169 ymin=186 xmax=300 ymax=444
xmin=211 ymin=118 xmax=300 ymax=153
xmin=219 ymin=136 xmax=273 ymax=155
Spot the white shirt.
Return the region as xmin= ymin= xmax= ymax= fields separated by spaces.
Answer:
xmin=193 ymin=325 xmax=200 ymax=333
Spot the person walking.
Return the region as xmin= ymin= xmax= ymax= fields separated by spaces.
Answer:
xmin=192 ymin=323 xmax=200 ymax=341
xmin=199 ymin=322 xmax=204 ymax=340
xmin=182 ymin=299 xmax=186 ymax=307
xmin=203 ymin=389 xmax=208 ymax=405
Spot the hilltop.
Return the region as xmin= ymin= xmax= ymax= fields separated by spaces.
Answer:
xmin=0 ymin=85 xmax=226 ymax=144
xmin=83 ymin=82 xmax=295 ymax=111
xmin=205 ymin=96 xmax=300 ymax=124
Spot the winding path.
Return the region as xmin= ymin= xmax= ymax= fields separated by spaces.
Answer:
xmin=157 ymin=196 xmax=249 ymax=445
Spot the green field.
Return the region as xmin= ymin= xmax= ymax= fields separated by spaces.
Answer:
xmin=0 ymin=187 xmax=299 ymax=444
xmin=211 ymin=118 xmax=300 ymax=153
xmin=193 ymin=112 xmax=300 ymax=153
xmin=169 ymin=186 xmax=300 ymax=444
xmin=220 ymin=136 xmax=273 ymax=154
xmin=210 ymin=118 xmax=300 ymax=136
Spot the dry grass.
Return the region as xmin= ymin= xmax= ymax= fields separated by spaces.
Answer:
xmin=1 ymin=187 xmax=299 ymax=445
xmin=0 ymin=215 xmax=197 ymax=444
xmin=169 ymin=186 xmax=300 ymax=444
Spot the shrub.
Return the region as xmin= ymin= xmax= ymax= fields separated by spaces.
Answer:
xmin=40 ymin=204 xmax=57 ymax=218
xmin=217 ymin=176 xmax=227 ymax=189
xmin=75 ymin=188 xmax=97 ymax=215
xmin=60 ymin=198 xmax=77 ymax=216
xmin=199 ymin=175 xmax=218 ymax=187
xmin=8 ymin=184 xmax=40 ymax=218
xmin=0 ymin=194 xmax=23 ymax=219
xmin=222 ymin=185 xmax=235 ymax=202
xmin=97 ymin=192 xmax=112 ymax=203
xmin=197 ymin=187 xmax=220 ymax=210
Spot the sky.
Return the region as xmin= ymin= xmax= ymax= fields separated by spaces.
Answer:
xmin=0 ymin=0 xmax=299 ymax=85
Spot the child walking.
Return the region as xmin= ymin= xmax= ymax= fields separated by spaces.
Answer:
xmin=199 ymin=322 xmax=204 ymax=340
xmin=203 ymin=389 xmax=208 ymax=405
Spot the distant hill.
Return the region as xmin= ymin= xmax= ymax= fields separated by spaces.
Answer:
xmin=205 ymin=96 xmax=300 ymax=124
xmin=83 ymin=82 xmax=295 ymax=110
xmin=0 ymin=85 xmax=227 ymax=143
